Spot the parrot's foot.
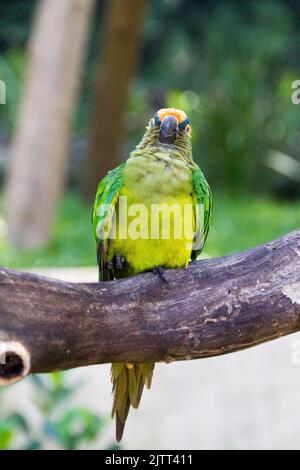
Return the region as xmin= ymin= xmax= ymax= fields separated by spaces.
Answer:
xmin=153 ymin=266 xmax=168 ymax=284
xmin=107 ymin=254 xmax=127 ymax=273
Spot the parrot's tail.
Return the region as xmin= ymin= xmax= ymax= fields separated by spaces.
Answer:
xmin=111 ymin=362 xmax=155 ymax=442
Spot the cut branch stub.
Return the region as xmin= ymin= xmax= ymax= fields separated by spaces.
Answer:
xmin=0 ymin=341 xmax=31 ymax=385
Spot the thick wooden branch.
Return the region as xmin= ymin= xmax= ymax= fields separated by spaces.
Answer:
xmin=1 ymin=230 xmax=300 ymax=385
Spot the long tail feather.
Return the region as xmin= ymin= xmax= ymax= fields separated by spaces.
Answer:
xmin=111 ymin=362 xmax=155 ymax=442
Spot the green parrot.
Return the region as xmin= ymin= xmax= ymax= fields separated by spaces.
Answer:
xmin=92 ymin=108 xmax=212 ymax=441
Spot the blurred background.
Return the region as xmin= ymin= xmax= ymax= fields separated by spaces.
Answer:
xmin=0 ymin=0 xmax=300 ymax=450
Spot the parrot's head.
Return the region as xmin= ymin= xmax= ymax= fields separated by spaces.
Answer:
xmin=137 ymin=108 xmax=192 ymax=159
xmin=150 ymin=108 xmax=191 ymax=145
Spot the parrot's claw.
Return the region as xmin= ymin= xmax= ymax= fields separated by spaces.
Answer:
xmin=153 ymin=266 xmax=168 ymax=284
xmin=106 ymin=254 xmax=127 ymax=273
xmin=115 ymin=254 xmax=126 ymax=270
xmin=107 ymin=261 xmax=113 ymax=270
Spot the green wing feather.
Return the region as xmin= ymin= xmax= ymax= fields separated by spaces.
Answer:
xmin=92 ymin=163 xmax=125 ymax=281
xmin=191 ymin=167 xmax=212 ymax=260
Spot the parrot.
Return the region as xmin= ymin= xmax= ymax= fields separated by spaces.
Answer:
xmin=92 ymin=108 xmax=212 ymax=442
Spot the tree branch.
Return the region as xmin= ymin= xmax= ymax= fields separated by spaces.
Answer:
xmin=1 ymin=229 xmax=300 ymax=385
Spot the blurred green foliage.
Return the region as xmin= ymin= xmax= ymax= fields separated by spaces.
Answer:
xmin=0 ymin=48 xmax=25 ymax=133
xmin=0 ymin=372 xmax=118 ymax=450
xmin=131 ymin=0 xmax=300 ymax=193
xmin=207 ymin=190 xmax=300 ymax=257
xmin=0 ymin=395 xmax=28 ymax=449
xmin=0 ymin=193 xmax=95 ymax=268
xmin=1 ymin=0 xmax=300 ymax=194
xmin=0 ymin=0 xmax=36 ymax=50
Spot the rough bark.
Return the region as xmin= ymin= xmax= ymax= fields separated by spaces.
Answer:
xmin=85 ymin=0 xmax=147 ymax=199
xmin=1 ymin=230 xmax=300 ymax=385
xmin=5 ymin=0 xmax=94 ymax=249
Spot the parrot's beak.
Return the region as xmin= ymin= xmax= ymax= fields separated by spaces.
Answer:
xmin=159 ymin=115 xmax=179 ymax=145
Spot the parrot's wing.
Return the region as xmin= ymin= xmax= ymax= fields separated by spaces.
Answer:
xmin=191 ymin=167 xmax=212 ymax=260
xmin=92 ymin=163 xmax=125 ymax=281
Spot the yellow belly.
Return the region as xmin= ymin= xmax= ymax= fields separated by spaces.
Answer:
xmin=108 ymin=186 xmax=195 ymax=275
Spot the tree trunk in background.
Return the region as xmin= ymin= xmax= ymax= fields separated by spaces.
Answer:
xmin=85 ymin=0 xmax=147 ymax=199
xmin=5 ymin=0 xmax=94 ymax=249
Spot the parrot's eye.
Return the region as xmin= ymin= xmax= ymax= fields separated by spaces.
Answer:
xmin=185 ymin=124 xmax=192 ymax=137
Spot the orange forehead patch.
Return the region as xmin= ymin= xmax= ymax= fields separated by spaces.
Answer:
xmin=157 ymin=108 xmax=188 ymax=124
